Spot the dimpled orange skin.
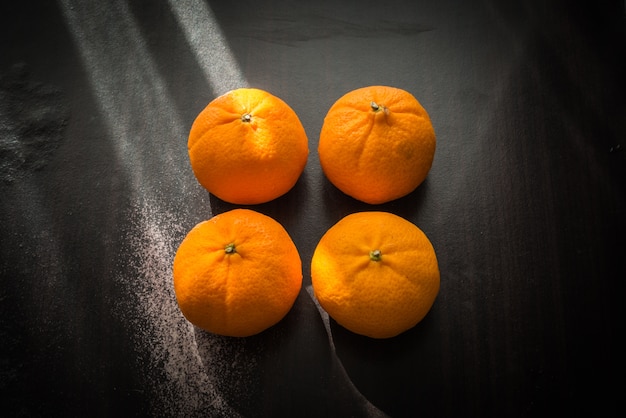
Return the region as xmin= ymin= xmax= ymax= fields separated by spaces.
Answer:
xmin=318 ymin=86 xmax=436 ymax=204
xmin=173 ymin=209 xmax=302 ymax=337
xmin=188 ymin=88 xmax=309 ymax=205
xmin=311 ymin=211 xmax=440 ymax=338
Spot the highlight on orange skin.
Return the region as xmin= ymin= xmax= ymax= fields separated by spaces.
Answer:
xmin=318 ymin=85 xmax=436 ymax=204
xmin=188 ymin=88 xmax=309 ymax=204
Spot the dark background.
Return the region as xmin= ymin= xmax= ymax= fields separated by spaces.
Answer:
xmin=1 ymin=0 xmax=624 ymax=417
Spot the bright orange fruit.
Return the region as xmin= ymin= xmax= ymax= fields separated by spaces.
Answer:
xmin=311 ymin=211 xmax=440 ymax=338
xmin=318 ymin=86 xmax=436 ymax=204
xmin=173 ymin=209 xmax=302 ymax=337
xmin=188 ymin=88 xmax=309 ymax=204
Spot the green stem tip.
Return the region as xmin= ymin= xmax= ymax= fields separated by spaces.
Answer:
xmin=369 ymin=249 xmax=382 ymax=262
xmin=370 ymin=101 xmax=389 ymax=115
xmin=224 ymin=243 xmax=236 ymax=254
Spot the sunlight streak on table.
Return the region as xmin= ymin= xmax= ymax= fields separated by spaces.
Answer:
xmin=168 ymin=0 xmax=248 ymax=95
xmin=57 ymin=1 xmax=243 ymax=415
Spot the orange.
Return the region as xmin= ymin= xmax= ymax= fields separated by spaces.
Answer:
xmin=318 ymin=86 xmax=436 ymax=204
xmin=188 ymin=88 xmax=309 ymax=204
xmin=172 ymin=209 xmax=302 ymax=337
xmin=311 ymin=211 xmax=440 ymax=338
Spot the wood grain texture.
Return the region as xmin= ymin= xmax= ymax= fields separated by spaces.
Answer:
xmin=1 ymin=0 xmax=624 ymax=416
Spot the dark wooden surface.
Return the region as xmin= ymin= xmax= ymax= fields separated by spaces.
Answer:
xmin=1 ymin=0 xmax=624 ymax=416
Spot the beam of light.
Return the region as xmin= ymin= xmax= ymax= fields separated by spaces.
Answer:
xmin=167 ymin=0 xmax=248 ymax=95
xmin=58 ymin=0 xmax=187 ymax=202
xmin=58 ymin=1 xmax=243 ymax=416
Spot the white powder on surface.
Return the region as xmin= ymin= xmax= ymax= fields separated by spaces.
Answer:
xmin=114 ymin=198 xmax=387 ymax=417
xmin=116 ymin=198 xmax=244 ymax=417
xmin=0 ymin=64 xmax=69 ymax=184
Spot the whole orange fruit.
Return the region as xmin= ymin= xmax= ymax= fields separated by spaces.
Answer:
xmin=188 ymin=88 xmax=309 ymax=204
xmin=311 ymin=211 xmax=440 ymax=338
xmin=318 ymin=86 xmax=436 ymax=204
xmin=173 ymin=209 xmax=302 ymax=337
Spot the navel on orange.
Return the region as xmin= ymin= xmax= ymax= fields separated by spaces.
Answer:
xmin=318 ymin=86 xmax=436 ymax=204
xmin=188 ymin=88 xmax=309 ymax=204
xmin=173 ymin=209 xmax=302 ymax=337
xmin=311 ymin=211 xmax=440 ymax=338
